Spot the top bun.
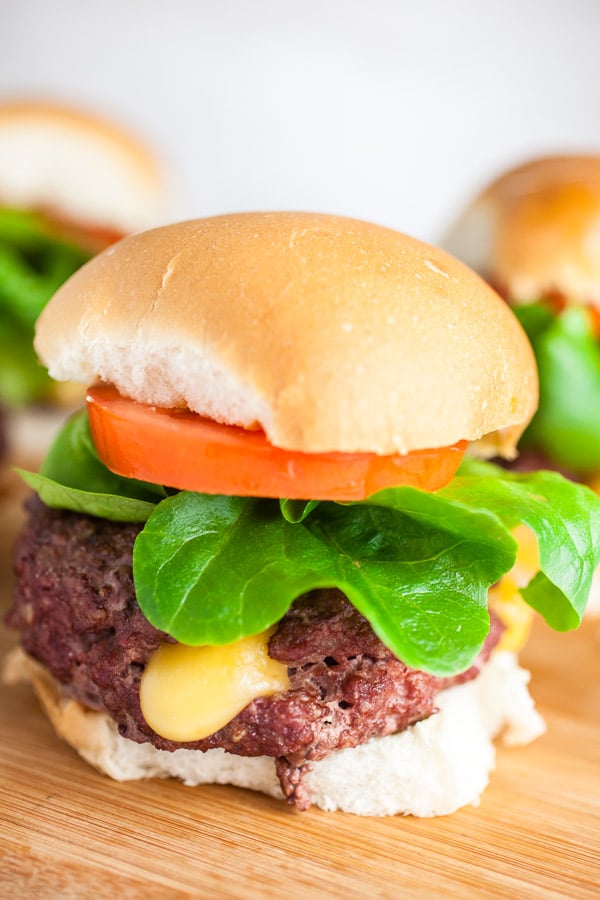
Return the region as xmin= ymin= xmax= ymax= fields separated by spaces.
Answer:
xmin=35 ymin=212 xmax=537 ymax=456
xmin=0 ymin=101 xmax=168 ymax=233
xmin=444 ymin=155 xmax=600 ymax=306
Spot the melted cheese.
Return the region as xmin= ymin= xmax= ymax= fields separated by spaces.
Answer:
xmin=489 ymin=524 xmax=538 ymax=652
xmin=140 ymin=628 xmax=290 ymax=742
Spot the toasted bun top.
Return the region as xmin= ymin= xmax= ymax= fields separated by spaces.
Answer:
xmin=444 ymin=155 xmax=600 ymax=306
xmin=35 ymin=212 xmax=537 ymax=456
xmin=0 ymin=101 xmax=167 ymax=233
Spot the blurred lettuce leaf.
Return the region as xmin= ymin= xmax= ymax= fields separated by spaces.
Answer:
xmin=515 ymin=303 xmax=600 ymax=474
xmin=0 ymin=207 xmax=91 ymax=406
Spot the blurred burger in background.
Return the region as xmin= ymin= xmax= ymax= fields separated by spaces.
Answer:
xmin=444 ymin=155 xmax=600 ymax=614
xmin=0 ymin=100 xmax=169 ymax=470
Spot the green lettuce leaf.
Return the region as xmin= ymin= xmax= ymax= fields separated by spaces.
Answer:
xmin=17 ymin=411 xmax=166 ymax=521
xmin=18 ymin=415 xmax=600 ymax=676
xmin=0 ymin=316 xmax=50 ymax=406
xmin=0 ymin=208 xmax=90 ymax=325
xmin=41 ymin=410 xmax=167 ymax=503
xmin=0 ymin=207 xmax=91 ymax=405
xmin=17 ymin=469 xmax=157 ymax=523
xmin=515 ymin=304 xmax=600 ymax=474
xmin=132 ymin=459 xmax=600 ymax=675
xmin=133 ymin=490 xmax=510 ymax=675
xmin=279 ymin=498 xmax=320 ymax=522
xmin=441 ymin=457 xmax=600 ymax=626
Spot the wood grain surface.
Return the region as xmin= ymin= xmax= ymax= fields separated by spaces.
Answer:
xmin=1 ymin=472 xmax=599 ymax=899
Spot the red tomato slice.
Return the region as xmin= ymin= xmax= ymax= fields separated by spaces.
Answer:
xmin=43 ymin=206 xmax=125 ymax=252
xmin=87 ymin=384 xmax=466 ymax=500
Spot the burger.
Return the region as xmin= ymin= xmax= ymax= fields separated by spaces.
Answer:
xmin=0 ymin=100 xmax=168 ymax=466
xmin=5 ymin=213 xmax=600 ymax=816
xmin=444 ymin=155 xmax=600 ymax=612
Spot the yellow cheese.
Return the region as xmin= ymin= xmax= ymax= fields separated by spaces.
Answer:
xmin=139 ymin=628 xmax=290 ymax=742
xmin=489 ymin=524 xmax=538 ymax=653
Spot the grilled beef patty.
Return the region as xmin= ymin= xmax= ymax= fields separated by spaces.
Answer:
xmin=7 ymin=497 xmax=502 ymax=808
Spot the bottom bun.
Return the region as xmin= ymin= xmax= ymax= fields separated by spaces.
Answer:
xmin=4 ymin=648 xmax=544 ymax=817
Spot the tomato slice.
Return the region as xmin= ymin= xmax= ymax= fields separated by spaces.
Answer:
xmin=87 ymin=384 xmax=466 ymax=500
xmin=43 ymin=206 xmax=125 ymax=252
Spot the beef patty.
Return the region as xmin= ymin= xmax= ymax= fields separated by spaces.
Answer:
xmin=7 ymin=497 xmax=502 ymax=809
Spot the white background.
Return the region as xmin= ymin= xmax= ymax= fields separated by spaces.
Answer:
xmin=2 ymin=0 xmax=600 ymax=242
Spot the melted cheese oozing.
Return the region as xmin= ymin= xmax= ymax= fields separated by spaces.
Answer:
xmin=489 ymin=524 xmax=539 ymax=652
xmin=140 ymin=628 xmax=290 ymax=742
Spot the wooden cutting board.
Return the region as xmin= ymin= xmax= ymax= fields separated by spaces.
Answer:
xmin=1 ymin=476 xmax=599 ymax=899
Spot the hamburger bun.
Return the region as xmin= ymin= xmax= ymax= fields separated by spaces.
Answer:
xmin=35 ymin=211 xmax=538 ymax=458
xmin=0 ymin=100 xmax=168 ymax=234
xmin=444 ymin=155 xmax=600 ymax=305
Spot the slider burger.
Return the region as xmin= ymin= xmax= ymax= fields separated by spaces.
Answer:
xmin=5 ymin=213 xmax=600 ymax=816
xmin=0 ymin=100 xmax=168 ymax=464
xmin=444 ymin=155 xmax=600 ymax=483
xmin=444 ymin=155 xmax=600 ymax=614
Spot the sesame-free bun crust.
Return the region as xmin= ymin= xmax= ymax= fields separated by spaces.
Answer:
xmin=35 ymin=212 xmax=538 ymax=456
xmin=0 ymin=100 xmax=167 ymax=233
xmin=3 ymin=648 xmax=545 ymax=817
xmin=444 ymin=155 xmax=600 ymax=305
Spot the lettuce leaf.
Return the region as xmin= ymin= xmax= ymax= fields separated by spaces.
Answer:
xmin=21 ymin=414 xmax=600 ymax=676
xmin=133 ymin=490 xmax=512 ymax=675
xmin=132 ymin=459 xmax=600 ymax=675
xmin=515 ymin=304 xmax=600 ymax=474
xmin=17 ymin=469 xmax=158 ymax=523
xmin=440 ymin=457 xmax=600 ymax=626
xmin=0 ymin=207 xmax=91 ymax=405
xmin=279 ymin=498 xmax=320 ymax=522
xmin=16 ymin=411 xmax=166 ymax=521
xmin=0 ymin=316 xmax=50 ymax=406
xmin=41 ymin=410 xmax=167 ymax=504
